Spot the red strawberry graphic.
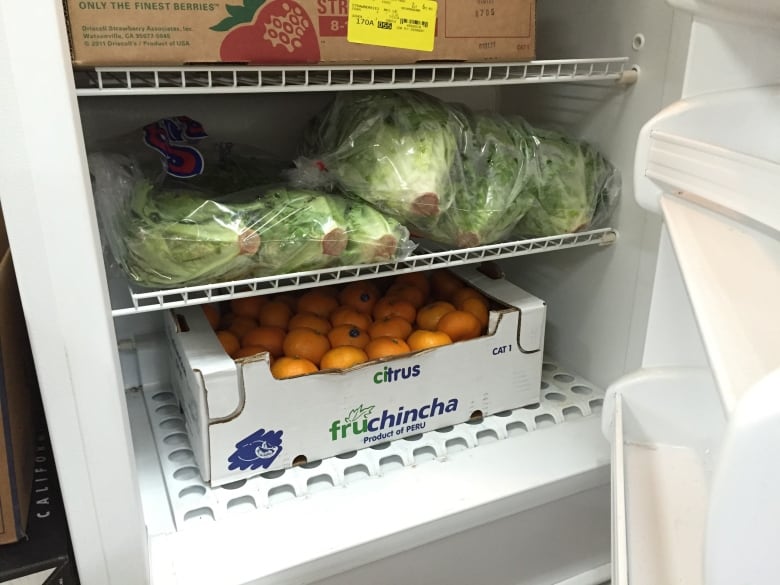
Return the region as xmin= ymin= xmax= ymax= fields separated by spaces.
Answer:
xmin=212 ymin=0 xmax=321 ymax=64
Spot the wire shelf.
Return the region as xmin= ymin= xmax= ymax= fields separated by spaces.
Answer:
xmin=110 ymin=227 xmax=617 ymax=316
xmin=74 ymin=58 xmax=633 ymax=96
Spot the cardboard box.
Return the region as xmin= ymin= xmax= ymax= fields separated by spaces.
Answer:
xmin=0 ymin=432 xmax=80 ymax=584
xmin=167 ymin=267 xmax=545 ymax=486
xmin=0 ymin=217 xmax=39 ymax=546
xmin=63 ymin=0 xmax=535 ymax=67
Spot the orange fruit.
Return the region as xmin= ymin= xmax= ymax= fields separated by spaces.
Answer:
xmin=257 ymin=300 xmax=293 ymax=330
xmin=273 ymin=293 xmax=299 ymax=313
xmin=430 ymin=269 xmax=464 ymax=301
xmin=230 ymin=296 xmax=265 ymax=319
xmin=330 ymin=306 xmax=372 ymax=331
xmin=297 ymin=290 xmax=340 ymax=318
xmin=393 ymin=272 xmax=431 ymax=298
xmin=365 ymin=336 xmax=411 ymax=361
xmin=288 ymin=312 xmax=332 ymax=335
xmin=271 ymin=356 xmax=318 ymax=379
xmin=407 ymin=329 xmax=453 ymax=351
xmin=216 ymin=330 xmax=240 ymax=357
xmin=368 ymin=316 xmax=413 ymax=341
xmin=219 ymin=311 xmax=235 ymax=329
xmin=371 ymin=276 xmax=396 ymax=294
xmin=202 ymin=304 xmax=221 ymax=329
xmin=282 ymin=327 xmax=331 ymax=366
xmin=385 ymin=283 xmax=427 ymax=309
xmin=233 ymin=345 xmax=271 ymax=359
xmin=416 ymin=301 xmax=456 ymax=331
xmin=328 ymin=324 xmax=370 ymax=349
xmin=459 ymin=297 xmax=489 ymax=329
xmin=315 ymin=285 xmax=340 ymax=298
xmin=320 ymin=346 xmax=369 ymax=370
xmin=241 ymin=326 xmax=286 ymax=358
xmin=372 ymin=297 xmax=417 ymax=324
xmin=436 ymin=310 xmax=482 ymax=342
xmin=338 ymin=282 xmax=380 ymax=315
xmin=227 ymin=316 xmax=259 ymax=339
xmin=451 ymin=287 xmax=487 ymax=308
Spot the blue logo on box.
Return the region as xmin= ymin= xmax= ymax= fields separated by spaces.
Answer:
xmin=228 ymin=428 xmax=283 ymax=471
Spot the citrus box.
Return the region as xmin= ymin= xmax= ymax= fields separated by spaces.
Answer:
xmin=63 ymin=0 xmax=535 ymax=66
xmin=166 ymin=267 xmax=545 ymax=486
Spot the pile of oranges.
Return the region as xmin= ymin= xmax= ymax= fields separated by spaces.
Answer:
xmin=202 ymin=269 xmax=492 ymax=380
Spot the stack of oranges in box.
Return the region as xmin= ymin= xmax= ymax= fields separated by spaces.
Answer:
xmin=202 ymin=269 xmax=491 ymax=379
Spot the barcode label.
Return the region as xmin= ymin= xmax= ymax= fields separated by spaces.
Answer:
xmin=399 ymin=18 xmax=429 ymax=27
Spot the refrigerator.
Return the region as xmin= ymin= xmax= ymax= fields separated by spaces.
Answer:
xmin=0 ymin=0 xmax=778 ymax=583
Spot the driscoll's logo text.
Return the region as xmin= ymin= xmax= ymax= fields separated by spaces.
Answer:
xmin=329 ymin=397 xmax=458 ymax=443
xmin=373 ymin=364 xmax=421 ymax=384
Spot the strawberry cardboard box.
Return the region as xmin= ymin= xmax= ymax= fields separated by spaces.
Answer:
xmin=63 ymin=0 xmax=535 ymax=67
xmin=165 ymin=267 xmax=545 ymax=486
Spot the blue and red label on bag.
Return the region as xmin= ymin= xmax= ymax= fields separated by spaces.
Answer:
xmin=143 ymin=116 xmax=208 ymax=179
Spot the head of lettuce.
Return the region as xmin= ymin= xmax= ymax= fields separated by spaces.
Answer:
xmin=88 ymin=152 xmax=413 ymax=289
xmin=293 ymin=90 xmax=620 ymax=248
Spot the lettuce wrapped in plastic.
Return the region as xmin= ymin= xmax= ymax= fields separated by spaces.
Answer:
xmin=294 ymin=90 xmax=620 ymax=248
xmin=432 ymin=112 xmax=538 ymax=247
xmin=511 ymin=127 xmax=621 ymax=238
xmin=342 ymin=202 xmax=415 ymax=265
xmin=249 ymin=186 xmax=413 ymax=274
xmin=299 ymin=91 xmax=462 ymax=223
xmin=89 ymin=145 xmax=414 ymax=289
xmin=123 ymin=180 xmax=265 ymax=287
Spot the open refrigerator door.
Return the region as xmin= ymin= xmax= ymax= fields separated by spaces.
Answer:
xmin=605 ymin=4 xmax=780 ymax=583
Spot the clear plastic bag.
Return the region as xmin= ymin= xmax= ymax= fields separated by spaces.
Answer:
xmin=88 ymin=117 xmax=414 ymax=289
xmin=293 ymin=90 xmax=620 ymax=247
xmin=296 ymin=91 xmax=464 ymax=222
xmin=509 ymin=125 xmax=621 ymax=239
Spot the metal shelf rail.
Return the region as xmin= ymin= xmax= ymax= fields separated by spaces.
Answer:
xmin=75 ymin=58 xmax=634 ymax=96
xmin=111 ymin=227 xmax=618 ymax=316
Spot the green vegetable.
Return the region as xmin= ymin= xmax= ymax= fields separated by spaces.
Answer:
xmin=341 ymin=202 xmax=413 ymax=265
xmin=297 ymin=90 xmax=620 ymax=247
xmin=511 ymin=127 xmax=621 ymax=238
xmin=251 ymin=186 xmax=350 ymax=274
xmin=121 ymin=183 xmax=354 ymax=286
xmin=298 ymin=91 xmax=538 ymax=247
xmin=121 ymin=181 xmax=265 ymax=287
xmin=431 ymin=112 xmax=538 ymax=247
xmin=303 ymin=91 xmax=462 ymax=224
xmin=91 ymin=151 xmax=415 ymax=288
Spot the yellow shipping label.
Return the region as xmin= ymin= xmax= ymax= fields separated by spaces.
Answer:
xmin=347 ymin=0 xmax=437 ymax=52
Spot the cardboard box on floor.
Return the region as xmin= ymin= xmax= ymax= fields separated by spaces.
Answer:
xmin=167 ymin=267 xmax=546 ymax=486
xmin=63 ymin=0 xmax=535 ymax=67
xmin=0 ymin=212 xmax=40 ymax=545
xmin=0 ymin=432 xmax=79 ymax=584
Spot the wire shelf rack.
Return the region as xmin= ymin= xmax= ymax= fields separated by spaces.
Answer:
xmin=110 ymin=227 xmax=617 ymax=316
xmin=75 ymin=58 xmax=634 ymax=96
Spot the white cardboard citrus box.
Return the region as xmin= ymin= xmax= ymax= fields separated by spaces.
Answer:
xmin=166 ymin=268 xmax=546 ymax=486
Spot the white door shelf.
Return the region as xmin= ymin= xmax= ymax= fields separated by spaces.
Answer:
xmin=603 ymin=367 xmax=725 ymax=585
xmin=109 ymin=228 xmax=617 ymax=316
xmin=74 ymin=58 xmax=636 ymax=96
xmin=128 ymin=352 xmax=610 ymax=585
xmin=636 ymin=85 xmax=780 ymax=234
xmin=635 ymin=85 xmax=780 ymax=414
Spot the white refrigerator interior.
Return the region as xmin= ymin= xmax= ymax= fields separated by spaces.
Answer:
xmin=0 ymin=0 xmax=778 ymax=584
